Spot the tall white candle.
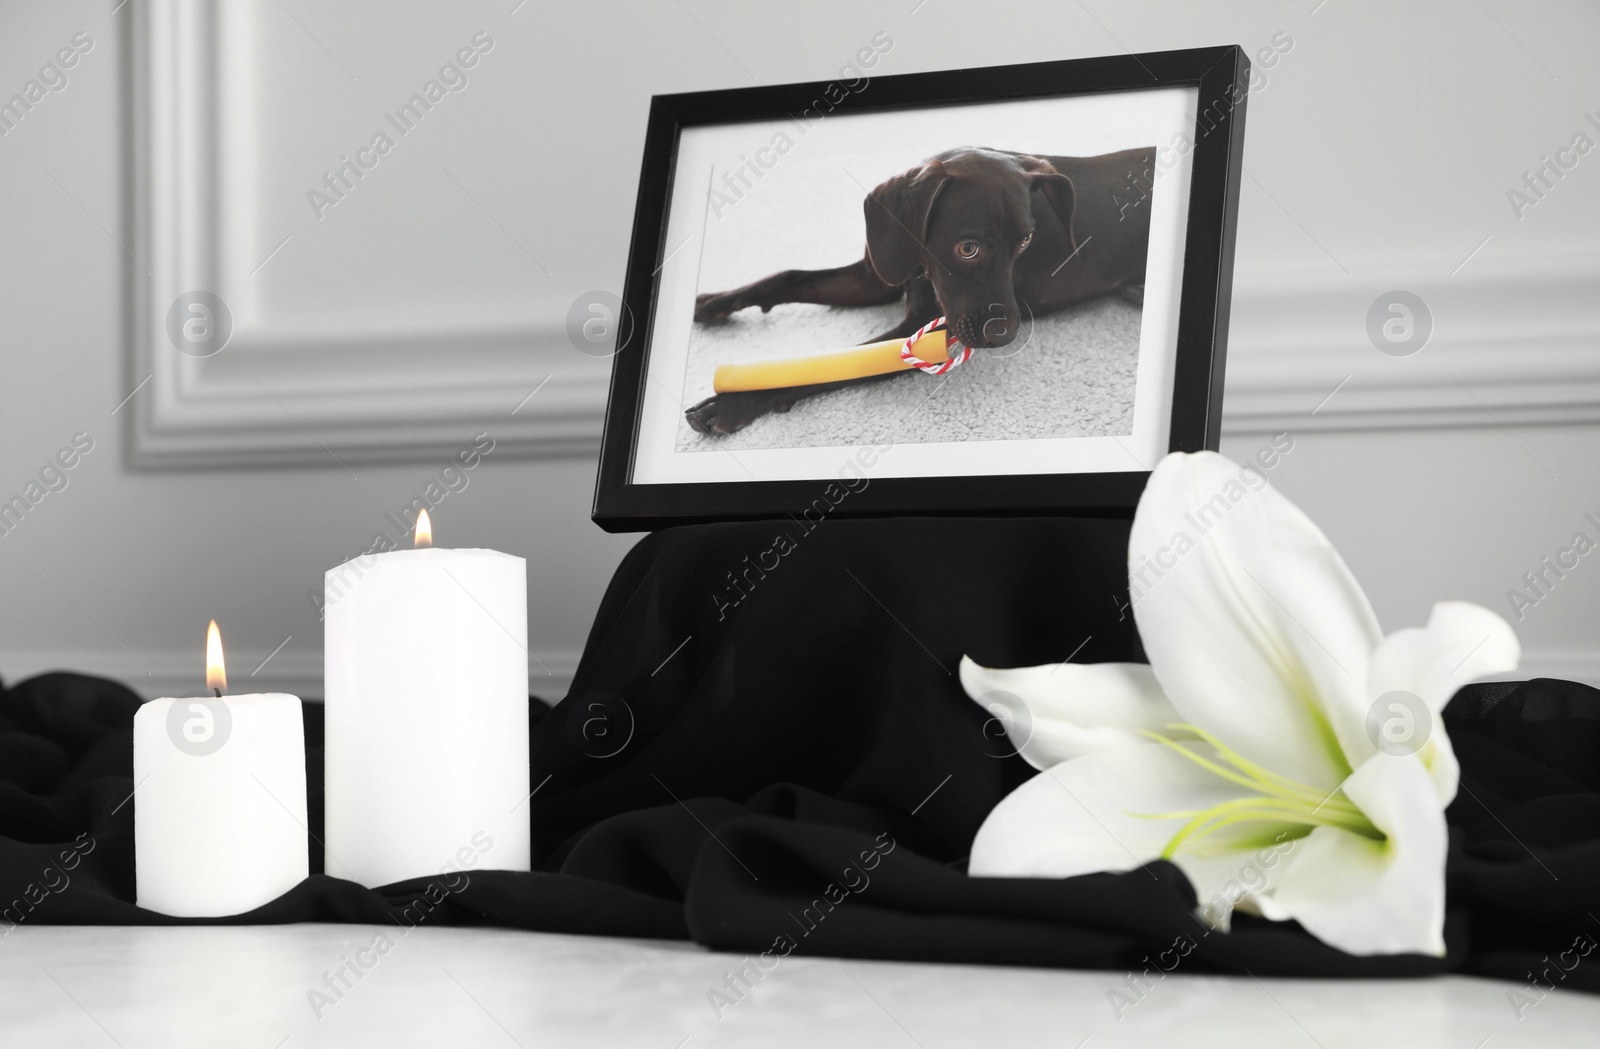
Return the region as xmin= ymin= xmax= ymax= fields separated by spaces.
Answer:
xmin=135 ymin=621 xmax=308 ymax=917
xmin=323 ymin=511 xmax=531 ymax=887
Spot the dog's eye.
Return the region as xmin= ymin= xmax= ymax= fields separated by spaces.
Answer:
xmin=955 ymin=240 xmax=981 ymax=260
xmin=1018 ymin=231 xmax=1034 ymax=252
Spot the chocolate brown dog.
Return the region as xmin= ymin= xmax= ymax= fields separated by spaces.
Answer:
xmin=686 ymin=146 xmax=1154 ymax=435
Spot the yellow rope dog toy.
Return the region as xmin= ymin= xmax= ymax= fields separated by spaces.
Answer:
xmin=712 ymin=317 xmax=972 ymax=394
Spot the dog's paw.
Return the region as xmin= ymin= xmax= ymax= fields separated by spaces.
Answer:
xmin=685 ymin=389 xmax=805 ymax=435
xmin=694 ymin=291 xmax=745 ymax=324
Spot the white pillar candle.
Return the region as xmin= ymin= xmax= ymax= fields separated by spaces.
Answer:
xmin=324 ymin=511 xmax=531 ymax=888
xmin=135 ymin=621 xmax=308 ymax=917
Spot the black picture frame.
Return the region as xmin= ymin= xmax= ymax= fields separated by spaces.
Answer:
xmin=594 ymin=45 xmax=1248 ymax=532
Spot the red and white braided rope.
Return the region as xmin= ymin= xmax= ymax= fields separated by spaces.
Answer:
xmin=900 ymin=316 xmax=971 ymax=376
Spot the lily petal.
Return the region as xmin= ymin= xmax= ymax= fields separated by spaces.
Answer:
xmin=1367 ymin=601 xmax=1520 ymax=716
xmin=959 ymin=656 xmax=1182 ymax=769
xmin=1129 ymin=451 xmax=1382 ymax=790
xmin=969 ymin=742 xmax=1300 ymax=919
xmin=1364 ymin=601 xmax=1517 ymax=804
xmin=1417 ymin=729 xmax=1461 ymax=809
xmin=1261 ymin=753 xmax=1448 ymax=957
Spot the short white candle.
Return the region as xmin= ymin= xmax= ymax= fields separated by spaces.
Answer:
xmin=135 ymin=621 xmax=308 ymax=917
xmin=323 ymin=510 xmax=531 ymax=887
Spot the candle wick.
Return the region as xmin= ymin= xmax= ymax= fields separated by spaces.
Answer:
xmin=213 ymin=687 xmax=222 ymax=698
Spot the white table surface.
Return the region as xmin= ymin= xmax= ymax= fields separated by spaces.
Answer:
xmin=1 ymin=924 xmax=1594 ymax=1048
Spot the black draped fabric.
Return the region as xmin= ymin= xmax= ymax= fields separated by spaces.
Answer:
xmin=2 ymin=515 xmax=1598 ymax=994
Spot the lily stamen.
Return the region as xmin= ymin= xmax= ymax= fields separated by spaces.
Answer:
xmin=1137 ymin=729 xmax=1359 ymax=814
xmin=1131 ymin=729 xmax=1384 ymax=859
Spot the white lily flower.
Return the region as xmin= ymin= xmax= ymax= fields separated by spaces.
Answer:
xmin=963 ymin=450 xmax=1519 ymax=957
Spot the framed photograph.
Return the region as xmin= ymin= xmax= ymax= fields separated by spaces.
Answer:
xmin=594 ymin=45 xmax=1247 ymax=531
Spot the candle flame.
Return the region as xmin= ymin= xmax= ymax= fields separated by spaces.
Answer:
xmin=205 ymin=619 xmax=227 ymax=694
xmin=415 ymin=508 xmax=433 ymax=548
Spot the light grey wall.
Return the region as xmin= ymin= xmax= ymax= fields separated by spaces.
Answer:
xmin=1 ymin=0 xmax=1596 ymax=698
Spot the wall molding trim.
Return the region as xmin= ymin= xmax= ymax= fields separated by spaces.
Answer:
xmin=4 ymin=647 xmax=1591 ymax=704
xmin=129 ymin=0 xmax=608 ymax=469
xmin=1221 ymin=255 xmax=1600 ymax=435
xmin=1501 ymin=651 xmax=1600 ymax=692
xmin=129 ymin=0 xmax=1598 ymax=463
xmin=0 ymin=649 xmax=582 ymax=705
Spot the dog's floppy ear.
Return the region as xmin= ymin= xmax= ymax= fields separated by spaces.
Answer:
xmin=1018 ymin=155 xmax=1077 ymax=253
xmin=863 ymin=160 xmax=949 ymax=286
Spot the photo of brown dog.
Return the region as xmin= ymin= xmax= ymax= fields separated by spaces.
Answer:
xmin=678 ymin=144 xmax=1155 ymax=451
